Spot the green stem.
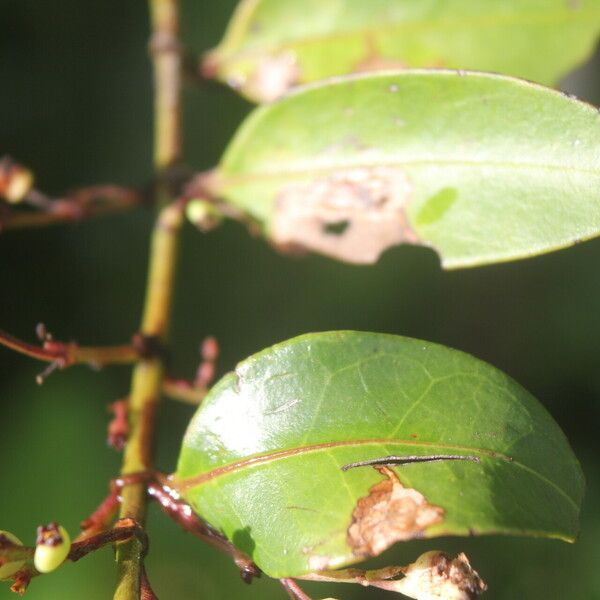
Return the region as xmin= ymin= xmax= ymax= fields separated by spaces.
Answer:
xmin=113 ymin=1 xmax=182 ymax=598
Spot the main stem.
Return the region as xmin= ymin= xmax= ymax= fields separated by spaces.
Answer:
xmin=113 ymin=1 xmax=182 ymax=599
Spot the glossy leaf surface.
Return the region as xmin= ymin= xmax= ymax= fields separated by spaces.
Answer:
xmin=205 ymin=0 xmax=600 ymax=102
xmin=209 ymin=70 xmax=600 ymax=269
xmin=175 ymin=332 xmax=583 ymax=577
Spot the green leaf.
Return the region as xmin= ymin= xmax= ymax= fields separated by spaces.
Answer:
xmin=206 ymin=70 xmax=600 ymax=269
xmin=204 ymin=0 xmax=600 ymax=102
xmin=175 ymin=331 xmax=583 ymax=578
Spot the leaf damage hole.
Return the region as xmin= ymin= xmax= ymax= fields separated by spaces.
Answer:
xmin=323 ymin=220 xmax=350 ymax=236
xmin=347 ymin=466 xmax=444 ymax=557
xmin=272 ymin=167 xmax=419 ymax=264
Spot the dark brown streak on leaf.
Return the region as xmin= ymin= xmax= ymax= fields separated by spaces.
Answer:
xmin=285 ymin=505 xmax=320 ymax=514
xmin=347 ymin=466 xmax=444 ymax=557
xmin=341 ymin=453 xmax=481 ymax=471
xmin=272 ymin=167 xmax=419 ymax=264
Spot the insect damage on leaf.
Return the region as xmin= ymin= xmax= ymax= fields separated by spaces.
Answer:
xmin=396 ymin=551 xmax=487 ymax=600
xmin=272 ymin=166 xmax=418 ymax=264
xmin=347 ymin=466 xmax=444 ymax=557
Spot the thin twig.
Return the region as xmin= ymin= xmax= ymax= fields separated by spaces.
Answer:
xmin=0 ymin=184 xmax=144 ymax=233
xmin=162 ymin=377 xmax=207 ymax=404
xmin=113 ymin=1 xmax=183 ymax=598
xmin=0 ymin=327 xmax=140 ymax=384
xmin=161 ymin=335 xmax=218 ymax=404
xmin=78 ymin=486 xmax=122 ymax=540
xmin=147 ymin=481 xmax=260 ymax=583
xmin=279 ymin=578 xmax=314 ymax=600
xmin=0 ymin=326 xmax=206 ymax=402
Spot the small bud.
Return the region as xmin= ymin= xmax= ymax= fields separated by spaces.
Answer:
xmin=394 ymin=551 xmax=486 ymax=600
xmin=0 ymin=157 xmax=34 ymax=204
xmin=185 ymin=199 xmax=223 ymax=232
xmin=34 ymin=523 xmax=71 ymax=574
xmin=201 ymin=336 xmax=219 ymax=362
xmin=0 ymin=531 xmax=26 ymax=580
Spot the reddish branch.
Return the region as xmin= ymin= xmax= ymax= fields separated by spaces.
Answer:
xmin=280 ymin=578 xmax=314 ymax=600
xmin=0 ymin=189 xmax=144 ymax=233
xmin=0 ymin=326 xmax=140 ymax=383
xmin=79 ymin=473 xmax=260 ymax=582
xmin=1 ymin=519 xmax=145 ymax=595
xmin=78 ymin=488 xmax=122 ymax=540
xmin=0 ymin=325 xmax=212 ymax=411
xmin=1 ymin=470 xmax=261 ymax=596
xmin=147 ymin=480 xmax=260 ymax=583
xmin=162 ymin=377 xmax=207 ymax=404
xmin=140 ymin=566 xmax=159 ymax=600
xmin=70 ymin=519 xmax=147 ymax=563
xmin=161 ymin=334 xmax=219 ymax=404
xmin=0 ymin=154 xmax=145 ymax=232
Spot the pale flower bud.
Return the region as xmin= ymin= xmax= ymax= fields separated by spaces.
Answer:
xmin=34 ymin=523 xmax=71 ymax=574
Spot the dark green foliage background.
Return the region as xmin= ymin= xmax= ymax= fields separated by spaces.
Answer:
xmin=0 ymin=1 xmax=599 ymax=598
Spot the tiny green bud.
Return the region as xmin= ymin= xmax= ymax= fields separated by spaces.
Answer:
xmin=185 ymin=199 xmax=223 ymax=232
xmin=0 ymin=531 xmax=26 ymax=580
xmin=34 ymin=523 xmax=71 ymax=574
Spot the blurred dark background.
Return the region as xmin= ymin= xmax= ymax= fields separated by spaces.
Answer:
xmin=1 ymin=1 xmax=599 ymax=598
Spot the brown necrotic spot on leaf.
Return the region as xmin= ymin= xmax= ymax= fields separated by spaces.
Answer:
xmin=347 ymin=467 xmax=444 ymax=557
xmin=272 ymin=167 xmax=418 ymax=264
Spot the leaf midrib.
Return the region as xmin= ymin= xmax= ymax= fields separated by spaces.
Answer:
xmin=219 ymin=158 xmax=600 ymax=187
xmin=221 ymin=8 xmax=597 ymax=63
xmin=176 ymin=437 xmax=508 ymax=488
xmin=176 ymin=437 xmax=579 ymax=511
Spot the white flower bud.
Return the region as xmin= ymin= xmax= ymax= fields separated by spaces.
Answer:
xmin=0 ymin=531 xmax=26 ymax=580
xmin=34 ymin=523 xmax=71 ymax=574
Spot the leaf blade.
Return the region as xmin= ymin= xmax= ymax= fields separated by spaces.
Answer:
xmin=210 ymin=70 xmax=600 ymax=269
xmin=175 ymin=331 xmax=583 ymax=577
xmin=206 ymin=0 xmax=600 ymax=102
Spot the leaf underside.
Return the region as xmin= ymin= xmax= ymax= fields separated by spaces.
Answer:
xmin=210 ymin=70 xmax=600 ymax=269
xmin=206 ymin=0 xmax=600 ymax=102
xmin=175 ymin=331 xmax=583 ymax=577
